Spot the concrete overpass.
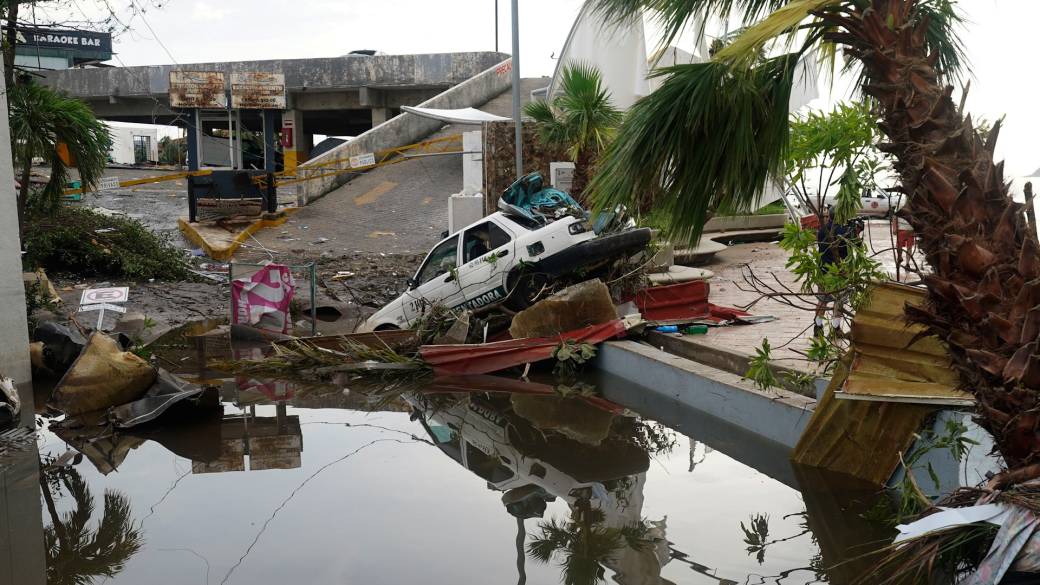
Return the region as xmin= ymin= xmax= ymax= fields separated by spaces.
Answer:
xmin=40 ymin=51 xmax=508 ymax=168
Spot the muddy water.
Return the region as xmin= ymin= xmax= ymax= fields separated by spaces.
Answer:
xmin=2 ymin=324 xmax=893 ymax=585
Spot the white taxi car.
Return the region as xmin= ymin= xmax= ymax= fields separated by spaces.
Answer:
xmin=359 ymin=210 xmax=650 ymax=332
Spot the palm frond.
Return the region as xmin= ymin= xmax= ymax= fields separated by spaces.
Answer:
xmin=591 ymin=0 xmax=792 ymax=49
xmin=914 ymin=0 xmax=970 ymax=82
xmin=9 ymin=83 xmax=111 ymax=211
xmin=714 ymin=0 xmax=843 ymax=65
xmin=587 ymin=53 xmax=799 ymax=244
xmin=523 ymin=99 xmax=558 ymax=124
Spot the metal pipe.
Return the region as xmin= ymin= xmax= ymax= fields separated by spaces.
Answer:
xmin=494 ymin=0 xmax=499 ymax=52
xmin=510 ymin=0 xmax=522 ymax=179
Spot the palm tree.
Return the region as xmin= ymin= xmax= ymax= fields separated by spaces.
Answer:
xmin=527 ymin=499 xmax=651 ymax=585
xmin=40 ymin=465 xmax=144 ymax=585
xmin=8 ymin=82 xmax=111 ymax=228
xmin=523 ymin=63 xmax=623 ymax=201
xmin=587 ymin=0 xmax=1040 ymax=482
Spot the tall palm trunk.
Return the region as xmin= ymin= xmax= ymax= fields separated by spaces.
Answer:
xmin=832 ymin=0 xmax=1040 ymax=472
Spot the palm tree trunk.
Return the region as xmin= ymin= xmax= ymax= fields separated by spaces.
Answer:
xmin=830 ymin=0 xmax=1040 ymax=473
xmin=571 ymin=148 xmax=594 ymax=204
xmin=39 ymin=467 xmax=69 ymax=547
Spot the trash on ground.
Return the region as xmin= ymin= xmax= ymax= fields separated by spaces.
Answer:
xmin=631 ymin=280 xmax=772 ymax=326
xmin=32 ymin=321 xmax=87 ymax=374
xmin=0 ymin=376 xmax=19 ymax=426
xmin=52 ymin=332 xmax=157 ymax=416
xmin=646 ymin=265 xmax=713 ymax=286
xmin=22 ymin=269 xmax=62 ymax=305
xmin=231 ymin=263 xmax=295 ymax=334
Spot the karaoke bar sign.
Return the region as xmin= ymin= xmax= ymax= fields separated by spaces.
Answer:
xmin=15 ymin=27 xmax=112 ymax=53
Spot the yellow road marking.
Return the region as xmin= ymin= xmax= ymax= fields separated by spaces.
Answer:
xmin=353 ymin=181 xmax=398 ymax=206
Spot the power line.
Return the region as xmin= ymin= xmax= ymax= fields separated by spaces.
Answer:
xmin=130 ymin=0 xmax=178 ymax=64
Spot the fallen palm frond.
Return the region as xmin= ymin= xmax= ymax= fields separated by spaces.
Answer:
xmin=854 ymin=522 xmax=997 ymax=585
xmin=210 ymin=339 xmax=428 ymax=381
xmin=852 ymin=480 xmax=1040 ymax=585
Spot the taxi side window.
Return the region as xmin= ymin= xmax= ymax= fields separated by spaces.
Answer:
xmin=416 ymin=237 xmax=459 ymax=286
xmin=462 ymin=222 xmax=511 ymax=263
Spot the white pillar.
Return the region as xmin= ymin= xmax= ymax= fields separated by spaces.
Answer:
xmin=0 ymin=87 xmax=30 ymax=386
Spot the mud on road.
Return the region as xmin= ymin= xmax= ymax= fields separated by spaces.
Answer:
xmin=51 ymin=252 xmax=422 ymax=339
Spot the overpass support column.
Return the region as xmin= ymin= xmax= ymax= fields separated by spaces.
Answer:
xmin=281 ymin=109 xmax=307 ymax=173
xmin=371 ymin=107 xmax=391 ymax=126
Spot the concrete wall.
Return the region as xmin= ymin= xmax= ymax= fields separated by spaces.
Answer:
xmin=296 ymin=58 xmax=513 ymax=205
xmin=40 ymin=52 xmax=509 ymax=99
xmin=595 ymin=341 xmax=815 ymax=449
xmin=0 ymin=87 xmax=31 ymax=386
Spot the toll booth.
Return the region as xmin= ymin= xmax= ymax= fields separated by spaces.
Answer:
xmin=171 ymin=72 xmax=285 ymax=223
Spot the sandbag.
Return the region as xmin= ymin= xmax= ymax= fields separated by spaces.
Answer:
xmin=52 ymin=332 xmax=157 ymax=416
xmin=509 ymin=280 xmax=617 ymax=339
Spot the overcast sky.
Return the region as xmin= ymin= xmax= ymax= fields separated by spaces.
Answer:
xmin=51 ymin=0 xmax=1039 ymax=182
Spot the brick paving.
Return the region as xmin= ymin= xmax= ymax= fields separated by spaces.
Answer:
xmin=694 ymin=219 xmax=917 ymax=374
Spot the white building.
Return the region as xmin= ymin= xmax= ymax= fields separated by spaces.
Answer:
xmin=106 ymin=123 xmax=160 ymax=165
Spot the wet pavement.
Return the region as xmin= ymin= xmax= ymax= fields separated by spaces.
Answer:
xmin=1 ymin=323 xmax=894 ymax=585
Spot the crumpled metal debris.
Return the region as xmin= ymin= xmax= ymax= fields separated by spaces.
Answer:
xmin=110 ymin=369 xmax=219 ymax=428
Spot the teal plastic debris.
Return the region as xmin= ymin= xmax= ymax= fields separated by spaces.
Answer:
xmin=655 ymin=325 xmax=679 ymax=333
xmin=500 ymin=172 xmax=583 ymax=223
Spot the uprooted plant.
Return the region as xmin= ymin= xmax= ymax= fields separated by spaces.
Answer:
xmin=23 ymin=206 xmax=195 ymax=281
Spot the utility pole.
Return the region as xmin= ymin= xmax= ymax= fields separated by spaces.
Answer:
xmin=510 ymin=0 xmax=523 ymax=179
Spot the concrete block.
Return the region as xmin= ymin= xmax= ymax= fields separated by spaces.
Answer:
xmin=462 ymin=130 xmax=483 ymax=195
xmin=549 ymin=162 xmax=575 ymax=193
xmin=448 ymin=193 xmax=485 ymax=233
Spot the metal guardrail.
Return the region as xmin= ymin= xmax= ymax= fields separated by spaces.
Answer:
xmin=61 ymin=134 xmax=464 ymax=197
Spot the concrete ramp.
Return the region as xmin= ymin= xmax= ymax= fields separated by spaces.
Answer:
xmin=297 ymin=59 xmax=514 ymax=205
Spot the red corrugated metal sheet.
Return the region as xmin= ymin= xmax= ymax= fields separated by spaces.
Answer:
xmin=420 ymin=320 xmax=628 ymax=376
xmin=631 ymin=280 xmax=710 ymax=321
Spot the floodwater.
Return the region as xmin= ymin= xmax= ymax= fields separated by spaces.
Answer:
xmin=1 ymin=323 xmax=894 ymax=585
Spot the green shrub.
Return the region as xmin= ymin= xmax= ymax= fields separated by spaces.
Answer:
xmin=23 ymin=206 xmax=194 ymax=281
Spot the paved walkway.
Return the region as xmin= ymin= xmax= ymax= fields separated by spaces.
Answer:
xmin=693 ymin=219 xmax=916 ymax=374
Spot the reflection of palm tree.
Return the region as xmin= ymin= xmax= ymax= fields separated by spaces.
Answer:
xmin=39 ymin=464 xmax=143 ymax=585
xmin=528 ymin=499 xmax=650 ymax=585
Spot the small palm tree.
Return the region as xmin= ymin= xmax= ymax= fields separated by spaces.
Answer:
xmin=8 ymin=82 xmax=111 ymax=227
xmin=40 ymin=465 xmax=143 ymax=585
xmin=524 ymin=63 xmax=623 ymax=201
xmin=527 ymin=499 xmax=651 ymax=585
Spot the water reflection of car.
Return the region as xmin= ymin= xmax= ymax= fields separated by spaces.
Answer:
xmin=359 ymin=207 xmax=650 ymax=332
xmin=408 ymin=393 xmax=649 ymax=501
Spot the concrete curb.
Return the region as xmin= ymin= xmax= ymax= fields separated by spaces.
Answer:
xmin=644 ymin=331 xmax=826 ymax=398
xmin=178 ymin=208 xmax=298 ymax=261
xmin=595 ymin=340 xmax=815 ymax=449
